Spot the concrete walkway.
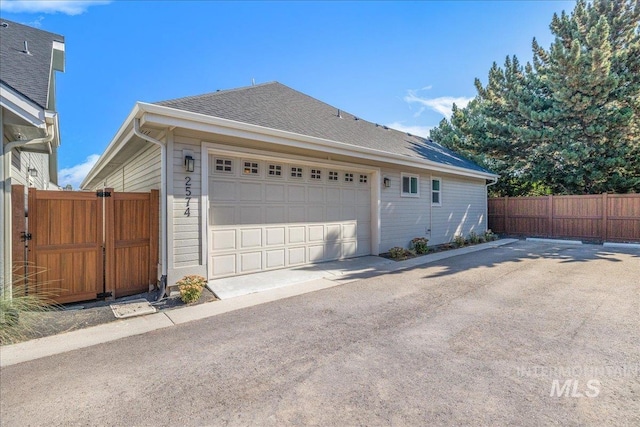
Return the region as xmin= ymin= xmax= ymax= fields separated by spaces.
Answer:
xmin=0 ymin=239 xmax=517 ymax=367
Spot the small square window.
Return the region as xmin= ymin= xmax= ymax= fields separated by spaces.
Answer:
xmin=268 ymin=164 xmax=282 ymax=177
xmin=401 ymin=173 xmax=419 ymax=197
xmin=215 ymin=158 xmax=233 ymax=173
xmin=243 ymin=161 xmax=259 ymax=175
xmin=291 ymin=167 xmax=303 ymax=178
xmin=328 ymin=171 xmax=339 ymax=181
xmin=344 ymin=173 xmax=354 ymax=182
xmin=359 ymin=174 xmax=368 ymax=183
xmin=310 ymin=169 xmax=322 ymax=180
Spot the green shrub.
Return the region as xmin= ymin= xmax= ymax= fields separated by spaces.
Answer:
xmin=176 ymin=275 xmax=206 ymax=304
xmin=484 ymin=229 xmax=498 ymax=241
xmin=453 ymin=234 xmax=466 ymax=247
xmin=410 ymin=237 xmax=429 ymax=254
xmin=468 ymin=231 xmax=482 ymax=244
xmin=388 ymin=246 xmax=413 ymax=260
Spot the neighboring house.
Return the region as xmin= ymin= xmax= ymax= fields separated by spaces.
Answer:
xmin=82 ymin=82 xmax=497 ymax=288
xmin=0 ymin=19 xmax=65 ymax=295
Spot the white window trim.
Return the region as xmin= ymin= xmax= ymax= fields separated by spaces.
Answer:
xmin=213 ymin=157 xmax=234 ymax=174
xmin=267 ymin=163 xmax=284 ymax=178
xmin=431 ymin=177 xmax=442 ymax=206
xmin=401 ymin=173 xmax=420 ymax=198
xmin=242 ymin=159 xmax=260 ymax=177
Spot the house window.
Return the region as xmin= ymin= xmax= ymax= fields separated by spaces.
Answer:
xmin=268 ymin=164 xmax=282 ymax=177
xmin=243 ymin=161 xmax=259 ymax=175
xmin=344 ymin=173 xmax=354 ymax=182
xmin=328 ymin=171 xmax=339 ymax=181
xmin=291 ymin=166 xmax=303 ymax=178
xmin=432 ymin=178 xmax=442 ymax=205
xmin=401 ymin=173 xmax=419 ymax=197
xmin=310 ymin=169 xmax=322 ymax=180
xmin=359 ymin=174 xmax=368 ymax=184
xmin=214 ymin=158 xmax=233 ymax=173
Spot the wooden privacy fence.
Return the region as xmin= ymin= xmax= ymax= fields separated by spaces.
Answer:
xmin=488 ymin=193 xmax=640 ymax=243
xmin=12 ymin=186 xmax=159 ymax=304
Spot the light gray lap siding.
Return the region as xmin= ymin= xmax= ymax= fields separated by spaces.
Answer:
xmin=99 ymin=144 xmax=161 ymax=192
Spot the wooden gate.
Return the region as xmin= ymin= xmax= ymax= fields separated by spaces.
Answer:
xmin=12 ymin=186 xmax=159 ymax=304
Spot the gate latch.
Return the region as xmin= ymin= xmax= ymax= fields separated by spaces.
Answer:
xmin=96 ymin=191 xmax=111 ymax=198
xmin=21 ymin=232 xmax=32 ymax=242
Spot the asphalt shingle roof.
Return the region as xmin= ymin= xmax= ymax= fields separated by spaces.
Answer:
xmin=155 ymin=82 xmax=492 ymax=175
xmin=0 ymin=19 xmax=63 ymax=109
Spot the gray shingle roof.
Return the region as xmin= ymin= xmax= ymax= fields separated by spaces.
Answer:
xmin=0 ymin=19 xmax=63 ymax=109
xmin=155 ymin=82 xmax=491 ymax=175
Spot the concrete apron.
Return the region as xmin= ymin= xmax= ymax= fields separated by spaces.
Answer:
xmin=208 ymin=256 xmax=396 ymax=299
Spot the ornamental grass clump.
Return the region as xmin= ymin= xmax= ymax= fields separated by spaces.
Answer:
xmin=176 ymin=275 xmax=206 ymax=304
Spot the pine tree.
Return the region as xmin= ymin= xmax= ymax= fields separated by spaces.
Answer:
xmin=432 ymin=0 xmax=640 ymax=195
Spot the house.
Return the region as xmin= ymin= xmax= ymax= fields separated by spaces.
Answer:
xmin=1 ymin=19 xmax=65 ymax=295
xmin=82 ymin=82 xmax=497 ymax=290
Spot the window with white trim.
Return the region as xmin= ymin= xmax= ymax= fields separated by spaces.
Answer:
xmin=243 ymin=161 xmax=259 ymax=175
xmin=431 ymin=178 xmax=442 ymax=205
xmin=401 ymin=173 xmax=419 ymax=197
xmin=344 ymin=172 xmax=354 ymax=182
xmin=310 ymin=169 xmax=322 ymax=180
xmin=214 ymin=158 xmax=233 ymax=173
xmin=359 ymin=174 xmax=368 ymax=184
xmin=290 ymin=166 xmax=303 ymax=178
xmin=268 ymin=164 xmax=282 ymax=177
xmin=328 ymin=171 xmax=339 ymax=181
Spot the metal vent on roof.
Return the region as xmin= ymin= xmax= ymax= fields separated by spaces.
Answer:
xmin=0 ymin=22 xmax=8 ymax=28
xmin=22 ymin=41 xmax=31 ymax=55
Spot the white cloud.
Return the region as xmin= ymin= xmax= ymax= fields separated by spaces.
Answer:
xmin=385 ymin=122 xmax=433 ymax=139
xmin=25 ymin=15 xmax=45 ymax=27
xmin=58 ymin=154 xmax=99 ymax=189
xmin=1 ymin=0 xmax=111 ymax=15
xmin=404 ymin=89 xmax=472 ymax=119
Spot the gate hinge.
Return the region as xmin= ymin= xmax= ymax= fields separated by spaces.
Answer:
xmin=97 ymin=291 xmax=113 ymax=299
xmin=96 ymin=191 xmax=112 ymax=198
xmin=21 ymin=232 xmax=32 ymax=242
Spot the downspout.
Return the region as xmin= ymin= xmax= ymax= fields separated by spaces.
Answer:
xmin=485 ymin=177 xmax=498 ymax=232
xmin=133 ymin=118 xmax=168 ymax=298
xmin=1 ymin=125 xmax=54 ymax=299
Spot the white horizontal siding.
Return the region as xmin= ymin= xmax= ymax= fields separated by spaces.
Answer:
xmin=379 ymin=167 xmax=431 ymax=252
xmin=96 ymin=144 xmax=161 ymax=192
xmin=171 ymin=137 xmax=202 ymax=269
xmin=431 ymin=175 xmax=487 ymax=245
xmin=10 ymin=151 xmax=51 ymax=189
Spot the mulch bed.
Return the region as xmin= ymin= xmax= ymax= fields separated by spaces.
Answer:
xmin=379 ymin=240 xmax=496 ymax=261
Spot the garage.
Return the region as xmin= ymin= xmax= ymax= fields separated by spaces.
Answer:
xmin=207 ymin=153 xmax=373 ymax=278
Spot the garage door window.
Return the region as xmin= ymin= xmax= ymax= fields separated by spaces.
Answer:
xmin=243 ymin=161 xmax=259 ymax=175
xmin=215 ymin=158 xmax=233 ymax=173
xmin=268 ymin=164 xmax=283 ymax=177
xmin=344 ymin=173 xmax=354 ymax=182
xmin=359 ymin=174 xmax=368 ymax=184
xmin=329 ymin=171 xmax=339 ymax=181
xmin=310 ymin=169 xmax=322 ymax=180
xmin=291 ymin=166 xmax=303 ymax=178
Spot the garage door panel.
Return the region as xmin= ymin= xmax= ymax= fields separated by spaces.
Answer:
xmin=266 ymin=227 xmax=285 ymax=246
xmin=210 ymin=206 xmax=235 ymax=225
xmin=212 ymin=229 xmax=236 ymax=250
xmin=210 ymin=180 xmax=236 ymax=201
xmin=266 ymin=249 xmax=285 ymax=269
xmin=289 ymin=206 xmax=305 ymax=222
xmin=288 ymin=186 xmax=305 ymax=202
xmin=265 ymin=184 xmax=285 ymax=202
xmin=240 ymin=228 xmax=262 ymax=249
xmin=239 ymin=252 xmax=262 ymax=273
xmin=240 ymin=206 xmax=262 ymax=224
xmin=309 ymin=245 xmax=324 ymax=262
xmin=211 ymin=254 xmax=236 ymax=277
xmin=288 ymin=247 xmax=306 ymax=265
xmin=266 ymin=206 xmax=285 ymax=224
xmin=209 ymin=154 xmax=372 ymax=279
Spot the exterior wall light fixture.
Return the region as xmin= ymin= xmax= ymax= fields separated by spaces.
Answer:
xmin=184 ymin=155 xmax=195 ymax=173
xmin=383 ymin=177 xmax=390 ymax=188
xmin=28 ymin=167 xmax=38 ymax=177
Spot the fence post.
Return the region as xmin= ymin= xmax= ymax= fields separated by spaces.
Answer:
xmin=503 ymin=196 xmax=509 ymax=234
xmin=11 ymin=185 xmax=26 ymax=293
xmin=103 ymin=188 xmax=115 ymax=299
xmin=602 ymin=193 xmax=608 ymax=242
xmin=149 ymin=190 xmax=160 ymax=287
xmin=548 ymin=195 xmax=553 ymax=237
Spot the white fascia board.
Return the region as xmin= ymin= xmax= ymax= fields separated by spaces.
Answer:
xmin=80 ymin=104 xmax=143 ymax=189
xmin=0 ymin=84 xmax=46 ymax=127
xmin=138 ymin=103 xmax=498 ymax=181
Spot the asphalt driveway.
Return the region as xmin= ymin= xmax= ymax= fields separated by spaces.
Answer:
xmin=1 ymin=241 xmax=638 ymax=426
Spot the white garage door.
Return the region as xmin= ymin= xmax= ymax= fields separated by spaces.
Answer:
xmin=208 ymin=154 xmax=371 ymax=279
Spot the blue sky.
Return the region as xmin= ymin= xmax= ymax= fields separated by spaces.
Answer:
xmin=1 ymin=0 xmax=575 ymax=188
